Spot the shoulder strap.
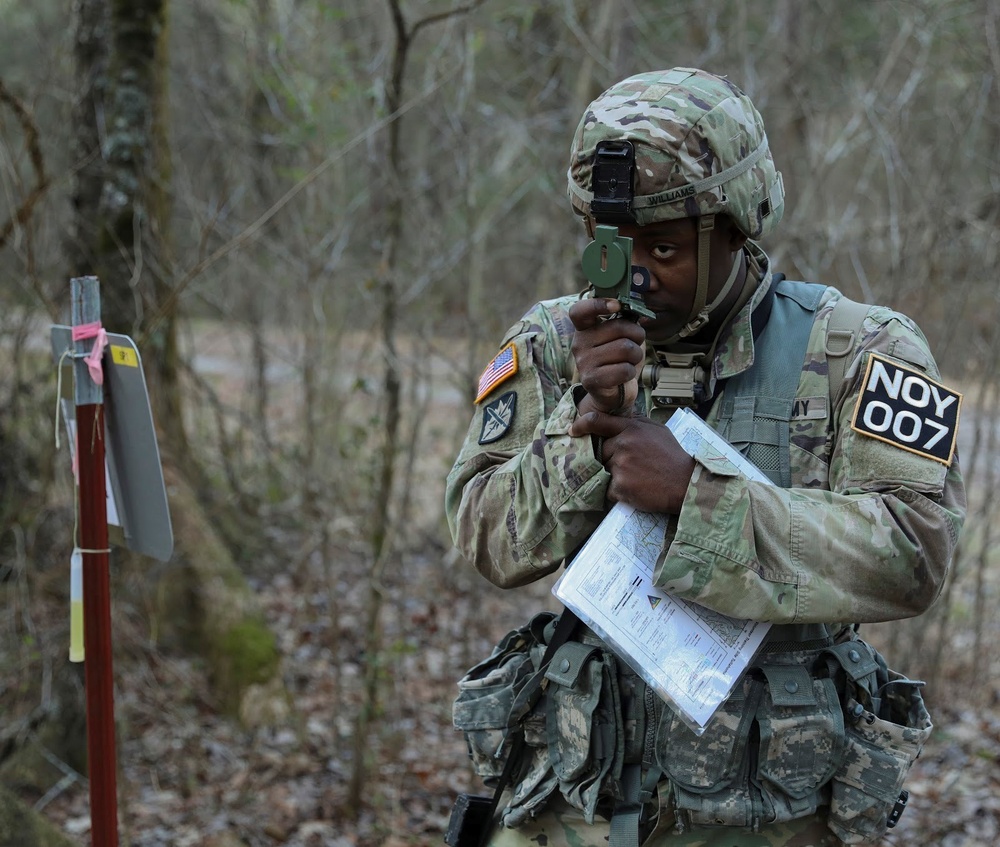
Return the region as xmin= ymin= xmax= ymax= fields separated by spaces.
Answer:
xmin=715 ymin=278 xmax=825 ymax=486
xmin=825 ymin=293 xmax=870 ymax=400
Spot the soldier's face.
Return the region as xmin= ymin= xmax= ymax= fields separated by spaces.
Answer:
xmin=615 ymin=217 xmax=748 ymax=344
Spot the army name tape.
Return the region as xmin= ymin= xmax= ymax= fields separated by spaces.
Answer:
xmin=850 ymin=353 xmax=961 ymax=465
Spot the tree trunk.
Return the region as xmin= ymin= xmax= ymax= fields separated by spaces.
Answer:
xmin=65 ymin=0 xmax=108 ymax=286
xmin=63 ymin=0 xmax=285 ymax=728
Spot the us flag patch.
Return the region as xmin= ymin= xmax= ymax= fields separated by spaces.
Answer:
xmin=850 ymin=354 xmax=961 ymax=465
xmin=475 ymin=342 xmax=518 ymax=403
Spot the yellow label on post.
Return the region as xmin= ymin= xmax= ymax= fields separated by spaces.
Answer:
xmin=110 ymin=344 xmax=139 ymax=367
xmin=70 ymin=549 xmax=84 ymax=663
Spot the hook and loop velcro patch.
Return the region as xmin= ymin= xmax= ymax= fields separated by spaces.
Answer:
xmin=850 ymin=354 xmax=961 ymax=465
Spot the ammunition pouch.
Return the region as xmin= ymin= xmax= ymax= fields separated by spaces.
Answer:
xmin=452 ymin=612 xmax=554 ymax=784
xmin=453 ymin=613 xmax=625 ymax=828
xmin=656 ymin=637 xmax=930 ymax=842
xmin=454 ymin=618 xmax=930 ymax=844
xmin=657 ymin=648 xmax=844 ymax=829
xmin=823 ymin=641 xmax=932 ymax=844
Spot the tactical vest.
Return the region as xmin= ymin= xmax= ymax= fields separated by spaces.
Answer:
xmin=715 ymin=278 xmax=826 ymax=487
xmin=710 ymin=278 xmax=869 ymax=654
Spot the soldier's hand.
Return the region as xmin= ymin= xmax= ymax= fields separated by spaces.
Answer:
xmin=570 ymin=410 xmax=695 ymax=514
xmin=569 ymin=298 xmax=645 ymax=415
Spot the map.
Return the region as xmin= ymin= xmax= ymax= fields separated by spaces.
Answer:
xmin=553 ymin=409 xmax=773 ymax=733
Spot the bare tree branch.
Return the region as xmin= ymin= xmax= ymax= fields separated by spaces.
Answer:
xmin=138 ymin=62 xmax=461 ymax=348
xmin=0 ymin=78 xmax=50 ymax=252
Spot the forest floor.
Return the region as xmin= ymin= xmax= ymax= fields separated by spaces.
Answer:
xmin=33 ymin=539 xmax=1000 ymax=847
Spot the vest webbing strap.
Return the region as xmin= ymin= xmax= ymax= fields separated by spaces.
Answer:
xmin=717 ymin=279 xmax=824 ymax=486
xmin=825 ymin=293 xmax=869 ymax=401
xmin=608 ymin=764 xmax=643 ymax=847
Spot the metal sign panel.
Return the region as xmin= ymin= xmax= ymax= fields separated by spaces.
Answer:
xmin=52 ymin=326 xmax=174 ymax=562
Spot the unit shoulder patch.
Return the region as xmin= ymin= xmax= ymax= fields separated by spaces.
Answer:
xmin=850 ymin=353 xmax=961 ymax=465
xmin=479 ymin=391 xmax=517 ymax=445
xmin=475 ymin=342 xmax=518 ymax=403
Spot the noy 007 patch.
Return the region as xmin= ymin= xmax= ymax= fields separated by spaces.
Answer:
xmin=850 ymin=354 xmax=961 ymax=465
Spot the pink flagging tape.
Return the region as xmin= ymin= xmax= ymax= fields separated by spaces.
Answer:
xmin=72 ymin=321 xmax=108 ymax=385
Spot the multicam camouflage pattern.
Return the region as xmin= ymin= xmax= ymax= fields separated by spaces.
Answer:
xmin=653 ymin=269 xmax=966 ymax=624
xmin=445 ymin=243 xmax=965 ymax=616
xmin=567 ymin=68 xmax=785 ymax=238
xmin=445 ymin=239 xmax=966 ymax=844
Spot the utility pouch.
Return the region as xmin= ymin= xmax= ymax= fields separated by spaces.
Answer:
xmin=444 ymin=793 xmax=494 ymax=847
xmin=452 ymin=612 xmax=555 ymax=780
xmin=656 ymin=677 xmax=758 ymax=795
xmin=657 ymin=665 xmax=846 ymax=828
xmin=453 ymin=614 xmax=628 ymax=829
xmin=755 ymin=664 xmax=845 ymax=816
xmin=545 ymin=642 xmax=603 ymax=782
xmin=544 ymin=641 xmax=623 ymax=823
xmin=654 ymin=677 xmax=762 ymax=827
xmin=824 ymin=642 xmax=932 ymax=844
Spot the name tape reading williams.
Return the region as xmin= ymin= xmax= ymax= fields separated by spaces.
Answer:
xmin=850 ymin=354 xmax=961 ymax=465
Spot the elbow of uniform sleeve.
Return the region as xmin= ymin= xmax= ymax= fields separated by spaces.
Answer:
xmin=443 ymin=403 xmax=611 ymax=588
xmin=444 ymin=457 xmax=532 ymax=589
xmin=445 ymin=460 xmax=608 ymax=589
xmin=884 ymin=470 xmax=966 ymax=617
xmin=851 ymin=448 xmax=967 ymax=619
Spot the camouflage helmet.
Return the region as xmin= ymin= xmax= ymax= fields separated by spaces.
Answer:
xmin=567 ymin=68 xmax=784 ymax=239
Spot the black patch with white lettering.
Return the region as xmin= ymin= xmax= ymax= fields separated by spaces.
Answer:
xmin=851 ymin=354 xmax=961 ymax=465
xmin=479 ymin=391 xmax=517 ymax=444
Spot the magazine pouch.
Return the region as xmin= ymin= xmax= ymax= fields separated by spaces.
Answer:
xmin=823 ymin=640 xmax=932 ymax=844
xmin=543 ymin=641 xmax=623 ymax=822
xmin=755 ymin=662 xmax=845 ymax=821
xmin=453 ymin=616 xmax=626 ymax=827
xmin=452 ymin=611 xmax=556 ymax=781
xmin=655 ymin=677 xmax=763 ymax=827
xmin=657 ymin=659 xmax=845 ymax=828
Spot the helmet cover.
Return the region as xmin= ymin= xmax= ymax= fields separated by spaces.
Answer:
xmin=568 ymin=68 xmax=784 ymax=238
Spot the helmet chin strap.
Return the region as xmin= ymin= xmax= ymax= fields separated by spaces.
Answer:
xmin=642 ymin=246 xmax=753 ymax=417
xmin=661 ymin=215 xmax=744 ymax=345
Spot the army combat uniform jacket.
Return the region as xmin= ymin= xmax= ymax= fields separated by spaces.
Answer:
xmin=446 ymin=249 xmax=966 ymax=841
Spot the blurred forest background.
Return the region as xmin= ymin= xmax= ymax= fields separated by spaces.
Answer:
xmin=1 ymin=0 xmax=998 ymax=845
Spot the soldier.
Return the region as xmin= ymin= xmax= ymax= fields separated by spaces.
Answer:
xmin=445 ymin=68 xmax=966 ymax=847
